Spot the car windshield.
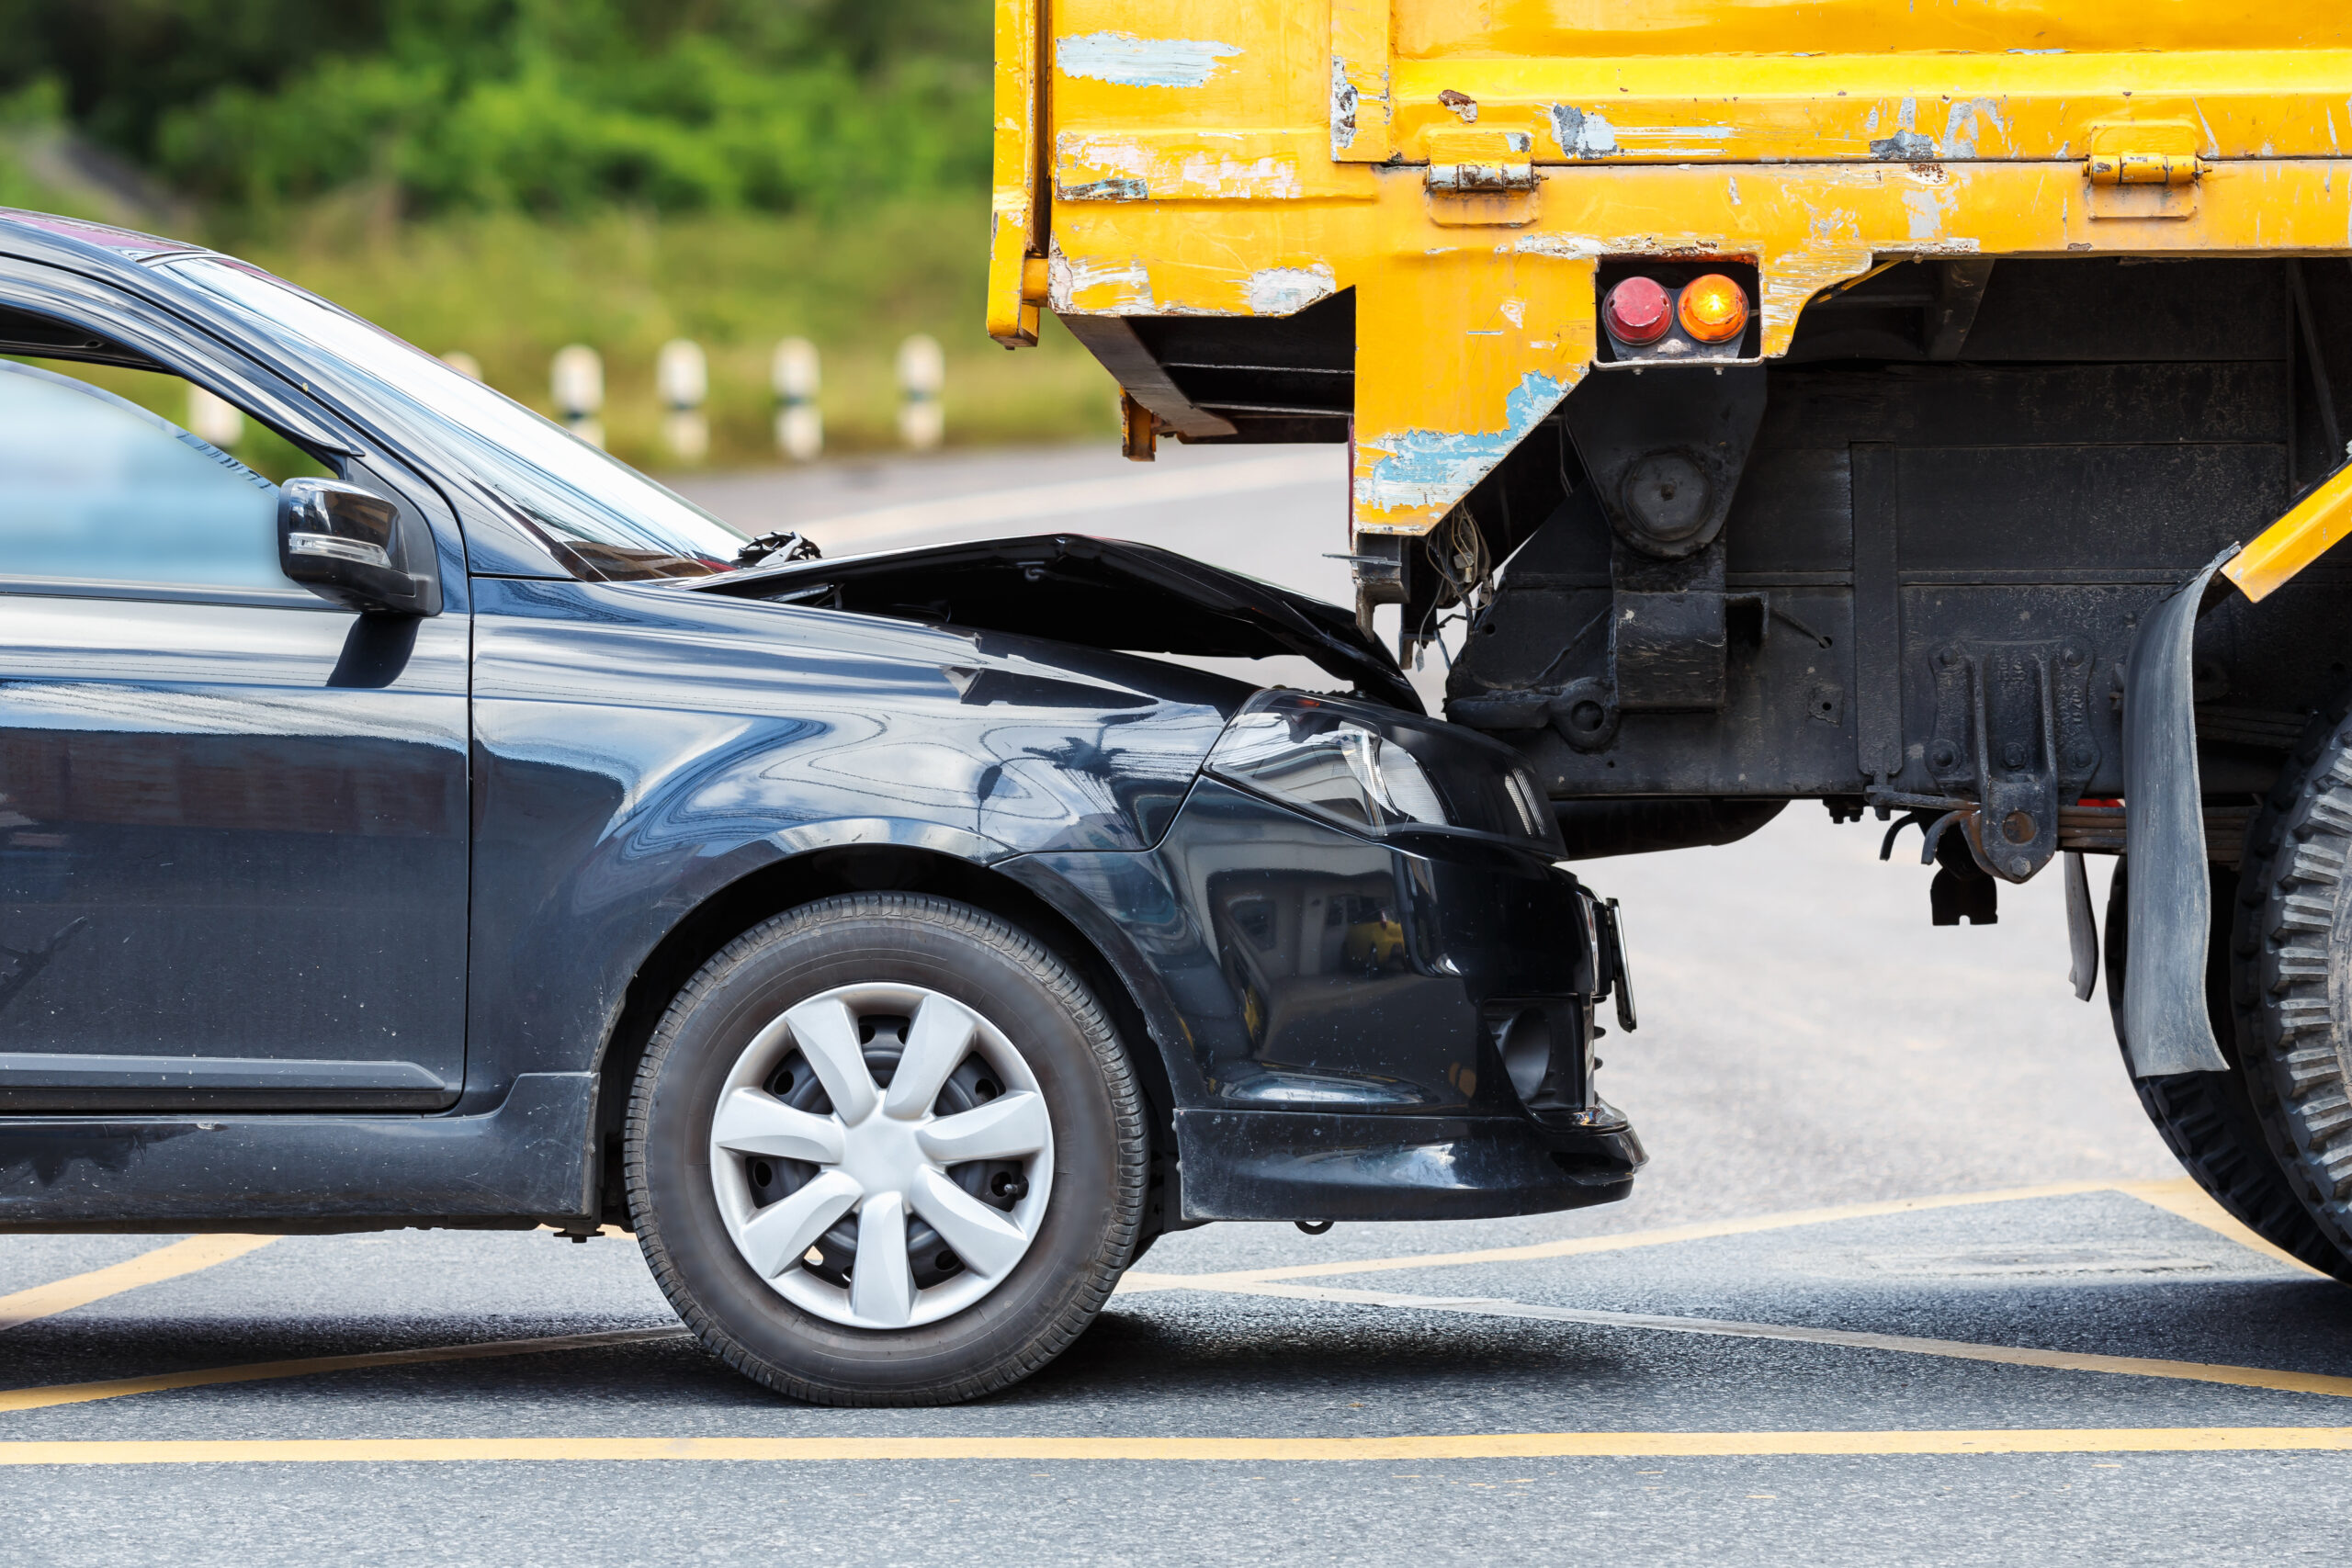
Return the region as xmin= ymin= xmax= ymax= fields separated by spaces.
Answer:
xmin=164 ymin=255 xmax=746 ymax=581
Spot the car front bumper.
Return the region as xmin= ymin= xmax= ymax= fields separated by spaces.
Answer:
xmin=1020 ymin=776 xmax=1644 ymax=1224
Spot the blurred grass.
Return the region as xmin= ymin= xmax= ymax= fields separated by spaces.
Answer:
xmin=0 ymin=7 xmax=1112 ymax=470
xmin=235 ymin=196 xmax=1118 ymax=471
xmin=0 ymin=144 xmax=1117 ymax=473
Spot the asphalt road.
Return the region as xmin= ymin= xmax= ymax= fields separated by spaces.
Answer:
xmin=9 ymin=444 xmax=2351 ymax=1566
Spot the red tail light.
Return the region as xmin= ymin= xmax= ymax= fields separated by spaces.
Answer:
xmin=1602 ymin=276 xmax=1672 ymax=345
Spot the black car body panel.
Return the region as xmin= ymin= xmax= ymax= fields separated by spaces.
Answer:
xmin=0 ymin=210 xmax=1640 ymax=1233
xmin=1174 ymin=1111 xmax=1637 ymax=1223
xmin=0 ymin=1077 xmax=596 ymax=1227
xmin=465 ymin=573 xmax=1243 ymax=1116
xmin=1019 ymin=780 xmax=1640 ymax=1222
xmin=0 ymin=596 xmax=470 ymax=1111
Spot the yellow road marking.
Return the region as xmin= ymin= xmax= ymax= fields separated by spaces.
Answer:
xmin=0 ymin=1236 xmax=277 ymax=1332
xmin=1119 ymin=1181 xmax=2118 ymax=1293
xmin=0 ymin=1326 xmax=690 ymax=1415
xmin=6 ymin=1270 xmax=2336 ymax=1416
xmin=0 ymin=1180 xmax=2315 ymax=1417
xmin=0 ymin=1428 xmax=2347 ymax=1464
xmin=2116 ymin=1179 xmax=2329 ymax=1277
xmin=1189 ymin=1280 xmax=2352 ymax=1401
xmin=1122 ymin=1179 xmax=2323 ymax=1294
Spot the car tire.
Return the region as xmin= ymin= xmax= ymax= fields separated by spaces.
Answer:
xmin=2231 ymin=700 xmax=2352 ymax=1269
xmin=626 ymin=892 xmax=1148 ymax=1405
xmin=2107 ymin=862 xmax=2350 ymax=1279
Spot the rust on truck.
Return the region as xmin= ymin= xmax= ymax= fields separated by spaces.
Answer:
xmin=991 ymin=3 xmax=2351 ymax=558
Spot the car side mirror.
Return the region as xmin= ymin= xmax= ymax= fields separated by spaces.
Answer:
xmin=278 ymin=478 xmax=437 ymax=615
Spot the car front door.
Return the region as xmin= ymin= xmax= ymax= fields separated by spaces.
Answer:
xmin=0 ymin=351 xmax=469 ymax=1109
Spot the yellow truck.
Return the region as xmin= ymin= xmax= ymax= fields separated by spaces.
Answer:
xmin=987 ymin=2 xmax=2352 ymax=1280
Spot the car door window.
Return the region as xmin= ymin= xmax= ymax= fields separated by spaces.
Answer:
xmin=0 ymin=358 xmax=286 ymax=592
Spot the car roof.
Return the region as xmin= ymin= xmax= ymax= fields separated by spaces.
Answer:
xmin=0 ymin=207 xmax=207 ymax=266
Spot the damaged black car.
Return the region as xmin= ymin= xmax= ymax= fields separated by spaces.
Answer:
xmin=0 ymin=209 xmax=1639 ymax=1404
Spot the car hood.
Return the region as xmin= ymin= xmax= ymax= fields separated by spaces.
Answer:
xmin=689 ymin=533 xmax=1421 ymax=715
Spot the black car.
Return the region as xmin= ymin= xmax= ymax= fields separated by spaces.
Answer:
xmin=0 ymin=209 xmax=1641 ymax=1404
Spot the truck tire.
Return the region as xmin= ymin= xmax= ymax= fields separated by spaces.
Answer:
xmin=2107 ymin=863 xmax=2350 ymax=1280
xmin=626 ymin=892 xmax=1148 ymax=1405
xmin=2232 ymin=702 xmax=2352 ymax=1269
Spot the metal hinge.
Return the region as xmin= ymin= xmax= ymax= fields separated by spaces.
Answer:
xmin=2086 ymin=152 xmax=2204 ymax=186
xmin=2084 ymin=122 xmax=2204 ymax=219
xmin=1423 ymin=130 xmax=1538 ymax=195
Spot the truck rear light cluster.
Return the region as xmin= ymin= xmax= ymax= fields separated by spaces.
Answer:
xmin=1601 ymin=271 xmax=1751 ymax=356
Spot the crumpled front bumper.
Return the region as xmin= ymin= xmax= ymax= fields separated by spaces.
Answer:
xmin=1030 ymin=775 xmax=1645 ymax=1223
xmin=1173 ymin=1106 xmax=1642 ymax=1224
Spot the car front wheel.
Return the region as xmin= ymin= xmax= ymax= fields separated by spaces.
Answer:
xmin=626 ymin=892 xmax=1148 ymax=1405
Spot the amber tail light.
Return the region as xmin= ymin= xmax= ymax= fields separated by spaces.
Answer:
xmin=1678 ymin=273 xmax=1750 ymax=344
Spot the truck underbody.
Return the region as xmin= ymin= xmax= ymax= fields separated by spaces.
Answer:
xmin=1087 ymin=256 xmax=2352 ymax=894
xmin=1053 ymin=250 xmax=2352 ymax=1277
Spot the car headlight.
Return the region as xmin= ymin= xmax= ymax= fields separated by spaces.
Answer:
xmin=1205 ymin=694 xmax=1559 ymax=850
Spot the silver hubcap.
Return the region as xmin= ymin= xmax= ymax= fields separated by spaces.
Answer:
xmin=707 ymin=983 xmax=1054 ymax=1329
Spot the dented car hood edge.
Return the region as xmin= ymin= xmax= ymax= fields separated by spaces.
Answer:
xmin=690 ymin=533 xmax=1422 ymax=715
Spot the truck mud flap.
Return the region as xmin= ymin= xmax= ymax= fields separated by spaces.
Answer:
xmin=2118 ymin=547 xmax=2237 ymax=1077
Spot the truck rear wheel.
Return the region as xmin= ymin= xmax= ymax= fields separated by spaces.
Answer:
xmin=2107 ymin=863 xmax=2350 ymax=1280
xmin=625 ymin=892 xmax=1148 ymax=1404
xmin=2232 ymin=704 xmax=2352 ymax=1269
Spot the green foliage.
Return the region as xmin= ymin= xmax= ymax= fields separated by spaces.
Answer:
xmin=0 ymin=81 xmax=80 ymax=212
xmin=0 ymin=4 xmax=1112 ymax=464
xmin=224 ymin=201 xmax=1114 ymax=468
xmin=0 ymin=0 xmax=992 ymax=215
xmin=19 ymin=201 xmax=1114 ymax=469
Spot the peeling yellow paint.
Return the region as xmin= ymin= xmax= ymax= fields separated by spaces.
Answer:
xmin=995 ymin=0 xmax=2352 ymax=536
xmin=1046 ymin=243 xmax=1159 ymax=314
xmin=1246 ymin=263 xmax=1339 ymax=315
xmin=1056 ymin=130 xmax=1376 ymax=203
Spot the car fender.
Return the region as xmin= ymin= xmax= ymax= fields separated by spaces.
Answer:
xmin=467 ymin=576 xmax=1243 ymax=1104
xmin=995 ymin=848 xmax=1210 ymax=1106
xmin=764 ymin=817 xmax=1010 ymax=865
